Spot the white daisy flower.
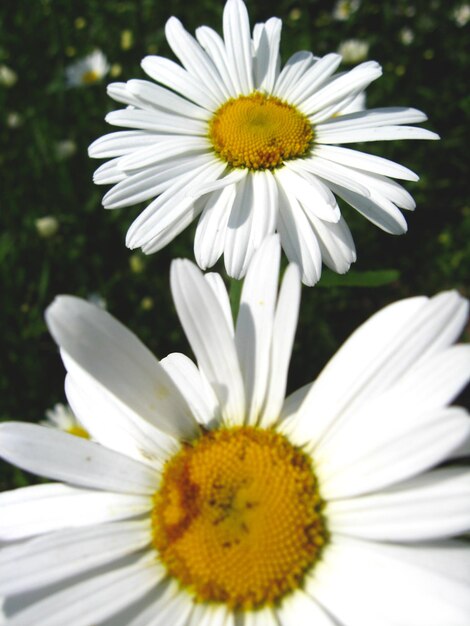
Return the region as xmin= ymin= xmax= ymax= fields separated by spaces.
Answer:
xmin=89 ymin=0 xmax=438 ymax=285
xmin=66 ymin=50 xmax=109 ymax=87
xmin=332 ymin=0 xmax=361 ymax=21
xmin=337 ymin=39 xmax=369 ymax=64
xmin=42 ymin=403 xmax=89 ymax=439
xmin=1 ymin=236 xmax=470 ymax=624
xmin=35 ymin=215 xmax=60 ymax=239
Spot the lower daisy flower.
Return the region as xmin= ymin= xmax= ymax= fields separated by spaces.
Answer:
xmin=1 ymin=236 xmax=470 ymax=625
xmin=89 ymin=0 xmax=439 ymax=285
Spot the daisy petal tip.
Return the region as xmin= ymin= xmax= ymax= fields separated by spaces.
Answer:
xmin=140 ymin=56 xmax=157 ymax=73
xmin=170 ymin=257 xmax=199 ymax=285
xmin=105 ymin=81 xmax=124 ymax=95
xmin=125 ymin=233 xmax=139 ymax=250
xmin=303 ymin=269 xmax=321 ymax=287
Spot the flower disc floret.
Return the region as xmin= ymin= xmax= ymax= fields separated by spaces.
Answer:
xmin=152 ymin=426 xmax=327 ymax=610
xmin=209 ymin=93 xmax=314 ymax=170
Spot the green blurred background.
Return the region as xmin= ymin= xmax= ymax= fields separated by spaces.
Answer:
xmin=1 ymin=0 xmax=469 ymax=489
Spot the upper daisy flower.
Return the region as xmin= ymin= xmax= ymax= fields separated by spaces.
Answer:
xmin=1 ymin=236 xmax=470 ymax=624
xmin=89 ymin=0 xmax=438 ymax=286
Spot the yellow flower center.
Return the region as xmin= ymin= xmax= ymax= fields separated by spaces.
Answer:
xmin=81 ymin=70 xmax=100 ymax=85
xmin=152 ymin=426 xmax=326 ymax=610
xmin=209 ymin=93 xmax=313 ymax=170
xmin=67 ymin=424 xmax=90 ymax=439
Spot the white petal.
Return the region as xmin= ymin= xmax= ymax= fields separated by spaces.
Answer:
xmin=280 ymin=383 xmax=312 ymax=421
xmin=223 ymin=0 xmax=254 ymax=95
xmin=299 ymin=61 xmax=383 ymax=115
xmin=327 ymin=467 xmax=470 ymax=541
xmin=160 ymin=352 xmax=220 ymax=426
xmin=105 ymin=108 xmax=207 ymax=136
xmin=308 ymin=214 xmax=356 ymax=274
xmin=235 ymin=235 xmax=281 ymax=425
xmin=277 ymin=589 xmax=338 ymax=626
xmin=127 ymin=580 xmax=194 ymax=626
xmin=194 ymin=185 xmax=237 ymax=269
xmin=204 ymin=272 xmax=234 ymax=335
xmin=7 ymin=555 xmax=164 ymax=626
xmin=197 ymin=604 xmax=234 ymax=626
xmin=259 ymin=263 xmax=301 ymax=428
xmin=274 ymin=51 xmax=315 ymax=100
xmin=314 ymin=144 xmax=419 ymax=181
xmin=450 ymin=433 xmax=470 ymax=459
xmin=283 ymin=53 xmax=342 ymax=106
xmin=317 ymin=106 xmax=428 ymax=132
xmin=195 ymin=26 xmax=239 ymax=96
xmin=317 ymin=403 xmax=470 ymax=499
xmin=189 ymin=167 xmax=247 ymax=198
xmin=0 ymin=483 xmax=151 ymax=540
xmin=253 ymin=18 xmax=282 ymax=93
xmin=287 ymin=291 xmax=468 ymax=448
xmin=127 ymin=79 xmax=211 ymax=120
xmin=141 ymin=55 xmax=219 ymax=110
xmin=326 ymin=178 xmax=408 ymax=234
xmin=46 ymin=296 xmax=200 ymax=441
xmin=103 ymin=155 xmax=212 ymax=209
xmin=276 ymin=165 xmax=341 ymax=223
xmin=0 ymin=520 xmax=151 ymax=595
xmin=171 ymin=259 xmax=245 ymax=427
xmin=88 ymin=130 xmax=161 ymax=159
xmin=224 ymin=172 xmax=277 ymax=279
xmin=165 ymin=17 xmax=230 ymax=105
xmin=92 ymin=157 xmax=126 ymax=185
xmin=117 ymin=136 xmax=209 ymax=172
xmin=276 ymin=175 xmax=322 ymax=286
xmin=298 ymin=156 xmax=372 ymax=197
xmin=140 ymin=203 xmax=201 ymax=255
xmin=316 ymin=124 xmax=440 ymax=143
xmin=323 ymin=162 xmax=416 ymax=210
xmin=310 ymin=88 xmax=371 ymax=125
xmin=381 ymin=344 xmax=470 ymax=412
xmin=0 ymin=423 xmax=159 ymax=494
xmin=244 ymin=607 xmax=278 ymax=626
xmin=106 ymin=81 xmax=143 ymax=107
xmin=308 ymin=536 xmax=470 ymax=626
xmin=65 ymin=373 xmax=177 ymax=467
xmin=126 ymin=159 xmax=225 ymax=248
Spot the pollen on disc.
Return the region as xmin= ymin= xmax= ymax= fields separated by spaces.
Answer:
xmin=209 ymin=93 xmax=313 ymax=170
xmin=152 ymin=427 xmax=327 ymax=610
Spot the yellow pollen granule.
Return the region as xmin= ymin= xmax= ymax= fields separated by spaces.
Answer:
xmin=152 ymin=426 xmax=327 ymax=610
xmin=209 ymin=93 xmax=314 ymax=170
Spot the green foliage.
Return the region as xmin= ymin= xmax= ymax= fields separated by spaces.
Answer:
xmin=0 ymin=0 xmax=469 ymax=488
xmin=318 ymin=269 xmax=400 ymax=287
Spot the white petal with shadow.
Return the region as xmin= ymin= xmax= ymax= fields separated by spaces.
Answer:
xmin=0 ymin=520 xmax=151 ymax=595
xmin=171 ymin=259 xmax=245 ymax=426
xmin=308 ymin=536 xmax=470 ymax=626
xmin=260 ymin=263 xmax=301 ymax=428
xmin=160 ymin=353 xmax=220 ymax=426
xmin=0 ymin=423 xmax=160 ymax=494
xmin=327 ymin=467 xmax=470 ymax=541
xmin=46 ymin=296 xmax=200 ymax=441
xmin=0 ymin=483 xmax=151 ymax=540
xmin=7 ymin=554 xmax=164 ymax=626
xmin=235 ymin=235 xmax=280 ymax=425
